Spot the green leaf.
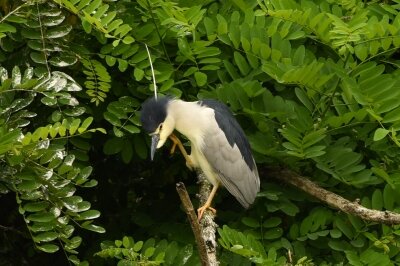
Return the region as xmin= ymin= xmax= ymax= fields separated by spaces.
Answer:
xmin=27 ymin=212 xmax=56 ymax=223
xmin=105 ymin=55 xmax=116 ymax=66
xmin=29 ymin=222 xmax=56 ymax=233
xmin=49 ymin=54 xmax=77 ymax=67
xmin=69 ymin=119 xmax=81 ymax=135
xmin=122 ymin=36 xmax=135 ymax=44
xmin=76 ymin=201 xmax=91 ymax=212
xmin=373 ymin=128 xmax=389 ymax=141
xmin=371 ymin=189 xmax=383 ymax=210
xmin=46 ymin=25 xmax=72 ymax=38
xmin=118 ymin=59 xmax=128 ymax=72
xmin=35 ymin=232 xmax=58 ymax=243
xmin=18 ymin=180 xmax=41 ymax=191
xmin=383 ymin=108 xmax=400 ymax=123
xmin=37 ymin=244 xmax=59 ymax=253
xmin=130 ymin=49 xmax=148 ymax=63
xmin=104 ymin=112 xmax=121 ymax=127
xmin=263 ymin=217 xmax=282 ymax=228
xmin=115 ymin=239 xmax=122 ymax=247
xmin=0 ymin=23 xmax=16 ymax=33
xmin=194 ymin=71 xmax=207 ymax=87
xmin=330 ymin=229 xmax=342 ymax=238
xmin=383 ymin=184 xmax=394 ymax=210
xmin=81 ymin=222 xmax=105 ymax=233
xmin=241 ymin=217 xmax=259 ymax=228
xmin=360 ymin=249 xmax=391 ymax=265
xmin=81 ymin=179 xmax=98 ymax=188
xmin=0 ymin=129 xmax=22 ymax=155
xmin=122 ymin=236 xmax=132 ymax=248
xmin=134 ymin=68 xmax=144 ymax=81
xmin=77 ymin=210 xmax=101 ymax=220
xmin=144 ymin=247 xmax=155 ymax=258
xmin=183 ymin=67 xmax=198 ymax=77
xmin=65 ymin=236 xmax=82 ymax=250
xmin=354 ymin=44 xmax=368 ymax=61
xmin=41 ymin=97 xmax=57 ymax=106
xmin=345 ymin=251 xmax=362 ymax=266
xmin=264 ymin=228 xmax=283 ymax=240
xmin=295 ymin=87 xmax=313 ymax=111
xmin=103 ymin=137 xmax=124 ymax=154
xmin=234 ymin=52 xmax=250 ymax=76
xmin=12 ymin=66 xmax=21 ymax=86
xmin=160 ymin=79 xmax=174 ymax=92
xmin=133 ymin=241 xmax=143 ymax=252
xmin=78 ymin=117 xmax=93 ymax=133
xmin=216 ymin=14 xmax=228 ymax=35
xmin=328 ymin=240 xmax=351 ymax=252
xmin=123 ymin=125 xmax=139 ymax=134
xmin=334 ymin=217 xmax=354 ymax=239
xmin=23 ymin=202 xmax=50 ymax=212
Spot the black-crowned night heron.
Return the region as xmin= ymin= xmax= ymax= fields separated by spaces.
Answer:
xmin=140 ymin=96 xmax=260 ymax=220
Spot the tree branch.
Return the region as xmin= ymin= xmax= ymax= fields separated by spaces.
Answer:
xmin=270 ymin=168 xmax=400 ymax=225
xmin=197 ymin=171 xmax=218 ymax=266
xmin=175 ymin=170 xmax=219 ymax=266
xmin=176 ymin=182 xmax=210 ymax=266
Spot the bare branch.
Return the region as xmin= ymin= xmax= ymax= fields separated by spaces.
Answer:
xmin=176 ymin=182 xmax=210 ymax=266
xmin=197 ymin=171 xmax=219 ymax=266
xmin=171 ymin=134 xmax=219 ymax=264
xmin=270 ymin=168 xmax=400 ymax=225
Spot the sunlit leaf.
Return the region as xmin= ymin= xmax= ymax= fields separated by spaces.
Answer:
xmin=37 ymin=244 xmax=59 ymax=253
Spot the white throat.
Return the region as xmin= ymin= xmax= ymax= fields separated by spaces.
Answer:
xmin=167 ymin=99 xmax=213 ymax=145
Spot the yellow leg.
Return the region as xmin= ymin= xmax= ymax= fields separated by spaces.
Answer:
xmin=197 ymin=183 xmax=219 ymax=221
xmin=169 ymin=133 xmax=194 ymax=169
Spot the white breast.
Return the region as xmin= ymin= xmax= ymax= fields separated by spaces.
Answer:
xmin=168 ymin=100 xmax=220 ymax=186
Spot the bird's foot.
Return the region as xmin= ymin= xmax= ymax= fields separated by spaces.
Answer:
xmin=169 ymin=133 xmax=183 ymax=155
xmin=169 ymin=133 xmax=195 ymax=171
xmin=197 ymin=204 xmax=217 ymax=221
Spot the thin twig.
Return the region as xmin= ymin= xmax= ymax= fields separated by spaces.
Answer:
xmin=36 ymin=3 xmax=51 ymax=75
xmin=145 ymin=0 xmax=171 ymax=64
xmin=0 ymin=3 xmax=30 ymax=24
xmin=176 ymin=182 xmax=210 ymax=266
xmin=270 ymin=168 xmax=400 ymax=225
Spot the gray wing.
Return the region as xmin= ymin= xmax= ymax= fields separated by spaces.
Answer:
xmin=200 ymin=100 xmax=260 ymax=208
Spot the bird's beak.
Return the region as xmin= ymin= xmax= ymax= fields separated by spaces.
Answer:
xmin=150 ymin=134 xmax=160 ymax=161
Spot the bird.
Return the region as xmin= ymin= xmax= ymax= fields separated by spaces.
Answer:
xmin=140 ymin=96 xmax=260 ymax=220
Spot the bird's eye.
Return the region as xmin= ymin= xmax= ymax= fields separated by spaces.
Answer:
xmin=159 ymin=124 xmax=163 ymax=130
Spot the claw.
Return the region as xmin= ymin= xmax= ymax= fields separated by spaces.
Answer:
xmin=169 ymin=133 xmax=195 ymax=170
xmin=197 ymin=183 xmax=219 ymax=221
xmin=197 ymin=205 xmax=217 ymax=221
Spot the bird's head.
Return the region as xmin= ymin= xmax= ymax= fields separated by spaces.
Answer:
xmin=140 ymin=96 xmax=174 ymax=160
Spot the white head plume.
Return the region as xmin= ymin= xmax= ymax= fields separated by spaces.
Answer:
xmin=145 ymin=44 xmax=157 ymax=100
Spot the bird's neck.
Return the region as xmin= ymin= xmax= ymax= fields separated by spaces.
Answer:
xmin=167 ymin=99 xmax=208 ymax=143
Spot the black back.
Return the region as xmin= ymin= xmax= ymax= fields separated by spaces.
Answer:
xmin=199 ymin=99 xmax=255 ymax=170
xmin=140 ymin=97 xmax=171 ymax=133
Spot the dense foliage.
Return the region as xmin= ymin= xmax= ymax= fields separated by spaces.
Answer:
xmin=1 ymin=0 xmax=400 ymax=265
